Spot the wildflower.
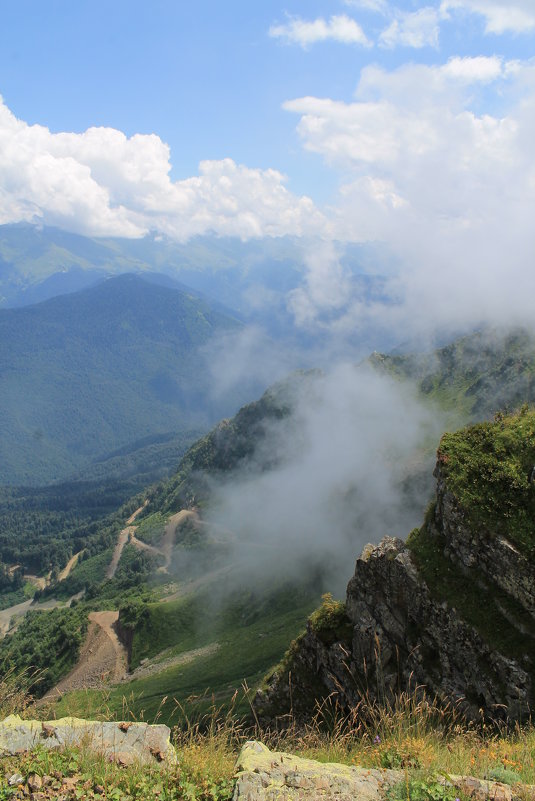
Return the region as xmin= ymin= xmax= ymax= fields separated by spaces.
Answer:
xmin=374 ymin=736 xmax=381 ymax=744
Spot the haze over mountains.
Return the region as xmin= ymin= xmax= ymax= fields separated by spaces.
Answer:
xmin=0 ymin=223 xmax=398 ymax=353
xmin=0 ymin=221 xmax=407 ymax=487
xmin=0 ymin=272 xmax=243 ymax=484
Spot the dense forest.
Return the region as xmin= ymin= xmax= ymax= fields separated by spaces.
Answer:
xmin=0 ymin=479 xmax=141 ymax=573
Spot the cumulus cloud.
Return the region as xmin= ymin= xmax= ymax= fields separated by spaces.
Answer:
xmin=379 ymin=7 xmax=441 ymax=49
xmin=441 ymin=0 xmax=535 ymax=34
xmin=282 ymin=57 xmax=535 ymax=338
xmin=0 ymin=96 xmax=327 ymax=240
xmin=269 ymin=14 xmax=371 ymax=48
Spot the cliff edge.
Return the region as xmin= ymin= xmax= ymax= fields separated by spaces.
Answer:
xmin=255 ymin=408 xmax=535 ymax=723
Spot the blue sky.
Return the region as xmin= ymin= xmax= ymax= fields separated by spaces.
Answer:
xmin=1 ymin=1 xmax=535 ymax=333
xmin=1 ymin=0 xmax=533 ymax=201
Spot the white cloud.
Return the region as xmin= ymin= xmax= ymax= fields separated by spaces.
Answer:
xmin=287 ymin=241 xmax=352 ymax=327
xmin=284 ymin=58 xmax=508 ymax=168
xmin=344 ymin=0 xmax=390 ymax=13
xmin=0 ymin=96 xmax=327 ymax=240
xmin=441 ymin=0 xmax=535 ymax=34
xmin=269 ymin=14 xmax=371 ymax=48
xmin=379 ymin=7 xmax=441 ymax=49
xmin=283 ymin=57 xmax=535 ymax=336
xmin=441 ymin=55 xmax=504 ymax=82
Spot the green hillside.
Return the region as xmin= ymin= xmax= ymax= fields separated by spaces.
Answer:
xmin=369 ymin=327 xmax=535 ymax=421
xmin=3 ymin=326 xmax=535 ymax=725
xmin=147 ymin=369 xmax=317 ymax=514
xmin=0 ymin=274 xmax=242 ymax=484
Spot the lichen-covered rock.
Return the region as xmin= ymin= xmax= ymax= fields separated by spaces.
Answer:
xmin=0 ymin=715 xmax=176 ymax=765
xmin=233 ymin=743 xmax=525 ymax=801
xmin=233 ymin=741 xmax=401 ymax=801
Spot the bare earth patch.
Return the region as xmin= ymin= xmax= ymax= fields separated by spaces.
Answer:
xmin=41 ymin=611 xmax=128 ymax=701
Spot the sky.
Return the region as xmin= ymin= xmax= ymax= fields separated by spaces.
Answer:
xmin=1 ymin=0 xmax=535 ymax=334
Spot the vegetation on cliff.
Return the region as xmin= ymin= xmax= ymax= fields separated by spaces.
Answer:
xmin=437 ymin=406 xmax=535 ymax=555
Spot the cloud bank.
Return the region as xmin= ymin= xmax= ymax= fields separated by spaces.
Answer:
xmin=283 ymin=56 xmax=535 ymax=338
xmin=205 ymin=364 xmax=441 ymax=593
xmin=0 ymin=97 xmax=326 ymax=241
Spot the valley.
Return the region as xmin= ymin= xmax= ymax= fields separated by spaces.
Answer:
xmin=1 ymin=227 xmax=535 ymax=732
xmin=1 ymin=322 xmax=535 ymax=729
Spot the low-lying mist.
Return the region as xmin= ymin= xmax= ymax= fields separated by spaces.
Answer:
xmin=201 ymin=362 xmax=444 ymax=596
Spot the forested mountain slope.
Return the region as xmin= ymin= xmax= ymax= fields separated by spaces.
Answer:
xmin=0 ymin=273 xmax=241 ymax=484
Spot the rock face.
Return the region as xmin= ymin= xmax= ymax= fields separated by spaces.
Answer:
xmin=345 ymin=535 xmax=531 ymax=720
xmin=255 ymin=418 xmax=535 ymax=724
xmin=0 ymin=716 xmax=176 ymax=766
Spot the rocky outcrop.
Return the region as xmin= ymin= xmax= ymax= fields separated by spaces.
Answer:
xmin=233 ymin=742 xmax=523 ymax=801
xmin=346 ymin=537 xmax=531 ymax=720
xmin=233 ymin=741 xmax=401 ymax=801
xmin=256 ymin=431 xmax=535 ymax=724
xmin=0 ymin=716 xmax=176 ymax=766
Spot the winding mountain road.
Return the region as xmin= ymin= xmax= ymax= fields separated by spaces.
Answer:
xmin=105 ymin=502 xmax=148 ymax=580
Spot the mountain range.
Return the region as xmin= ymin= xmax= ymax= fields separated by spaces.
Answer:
xmin=1 ymin=219 xmax=535 ymax=729
xmin=0 ymin=222 xmax=398 ymax=357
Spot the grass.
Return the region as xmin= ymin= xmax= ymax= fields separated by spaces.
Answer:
xmin=49 ymin=582 xmax=319 ymax=726
xmin=0 ymin=582 xmax=34 ymax=612
xmin=133 ymin=512 xmax=166 ymax=547
xmin=6 ymin=686 xmax=535 ymax=801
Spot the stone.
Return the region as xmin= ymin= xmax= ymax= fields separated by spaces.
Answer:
xmin=0 ymin=715 xmax=177 ymax=765
xmin=233 ymin=741 xmax=401 ymax=801
xmin=27 ymin=774 xmax=42 ymax=792
xmin=233 ymin=743 xmax=533 ymax=801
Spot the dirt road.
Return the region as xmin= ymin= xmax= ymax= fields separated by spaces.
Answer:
xmin=58 ymin=550 xmax=84 ymax=582
xmin=0 ymin=594 xmax=84 ymax=639
xmin=106 ymin=527 xmax=132 ymax=580
xmin=41 ymin=610 xmax=128 ymax=701
xmin=105 ymin=503 xmax=149 ymax=580
xmin=129 ymin=534 xmax=162 ymax=559
xmin=159 ymin=510 xmax=196 ymax=570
